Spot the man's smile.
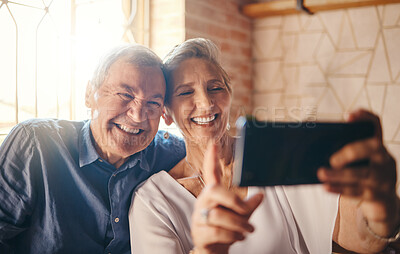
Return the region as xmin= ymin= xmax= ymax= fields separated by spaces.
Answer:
xmin=115 ymin=123 xmax=144 ymax=135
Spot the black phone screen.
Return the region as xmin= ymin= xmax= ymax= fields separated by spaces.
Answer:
xmin=233 ymin=117 xmax=375 ymax=186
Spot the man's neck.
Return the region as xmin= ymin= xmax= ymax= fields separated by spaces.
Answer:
xmin=89 ymin=124 xmax=129 ymax=169
xmin=94 ymin=145 xmax=128 ymax=169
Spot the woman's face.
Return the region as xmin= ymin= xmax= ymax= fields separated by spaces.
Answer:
xmin=165 ymin=58 xmax=232 ymax=145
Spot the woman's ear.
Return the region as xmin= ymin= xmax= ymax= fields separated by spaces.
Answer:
xmin=162 ymin=107 xmax=174 ymax=126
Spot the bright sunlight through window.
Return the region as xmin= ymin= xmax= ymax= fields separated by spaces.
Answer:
xmin=0 ymin=0 xmax=165 ymax=143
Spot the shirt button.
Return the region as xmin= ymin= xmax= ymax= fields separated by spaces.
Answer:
xmin=99 ymin=159 xmax=103 ymax=162
xmin=114 ymin=217 xmax=120 ymax=223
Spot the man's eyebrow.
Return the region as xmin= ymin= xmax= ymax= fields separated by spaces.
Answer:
xmin=120 ymin=84 xmax=135 ymax=92
xmin=119 ymin=84 xmax=163 ymax=99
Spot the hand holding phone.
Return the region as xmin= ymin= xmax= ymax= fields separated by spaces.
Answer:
xmin=233 ymin=116 xmax=375 ymax=186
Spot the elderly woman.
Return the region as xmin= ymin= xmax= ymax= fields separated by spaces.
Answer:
xmin=128 ymin=38 xmax=400 ymax=253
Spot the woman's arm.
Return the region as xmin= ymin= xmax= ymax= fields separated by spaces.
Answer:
xmin=318 ymin=109 xmax=400 ymax=253
xmin=129 ymin=191 xmax=187 ymax=254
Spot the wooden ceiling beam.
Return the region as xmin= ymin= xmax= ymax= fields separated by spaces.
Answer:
xmin=241 ymin=0 xmax=400 ymax=18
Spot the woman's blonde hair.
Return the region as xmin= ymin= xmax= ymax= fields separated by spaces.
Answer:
xmin=162 ymin=38 xmax=231 ymax=104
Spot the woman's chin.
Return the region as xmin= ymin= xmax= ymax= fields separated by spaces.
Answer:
xmin=187 ymin=130 xmax=226 ymax=145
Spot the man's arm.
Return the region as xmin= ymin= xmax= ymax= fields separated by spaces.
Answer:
xmin=0 ymin=123 xmax=37 ymax=251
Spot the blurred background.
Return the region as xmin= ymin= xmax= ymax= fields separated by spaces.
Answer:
xmin=0 ymin=0 xmax=399 ymax=190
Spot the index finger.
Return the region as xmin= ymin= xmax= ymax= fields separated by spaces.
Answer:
xmin=203 ymin=141 xmax=222 ymax=186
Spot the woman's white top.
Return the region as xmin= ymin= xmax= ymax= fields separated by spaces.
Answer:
xmin=129 ymin=170 xmax=339 ymax=254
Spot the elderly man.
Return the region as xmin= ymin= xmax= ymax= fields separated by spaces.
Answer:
xmin=0 ymin=45 xmax=185 ymax=253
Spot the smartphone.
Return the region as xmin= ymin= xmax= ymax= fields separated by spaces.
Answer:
xmin=233 ymin=116 xmax=375 ymax=187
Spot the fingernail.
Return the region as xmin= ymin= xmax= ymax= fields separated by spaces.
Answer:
xmin=247 ymin=224 xmax=254 ymax=232
xmin=317 ymin=169 xmax=326 ymax=181
xmin=330 ymin=157 xmax=341 ymax=168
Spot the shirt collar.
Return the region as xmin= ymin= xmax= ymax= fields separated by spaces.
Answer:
xmin=117 ymin=139 xmax=151 ymax=172
xmin=79 ymin=120 xmax=100 ymax=167
xmin=78 ymin=120 xmax=150 ymax=171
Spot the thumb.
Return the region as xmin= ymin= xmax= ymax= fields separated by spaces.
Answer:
xmin=244 ymin=193 xmax=264 ymax=216
xmin=203 ymin=141 xmax=222 ymax=186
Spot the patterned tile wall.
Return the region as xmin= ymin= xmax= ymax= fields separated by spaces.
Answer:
xmin=252 ymin=4 xmax=400 ymax=187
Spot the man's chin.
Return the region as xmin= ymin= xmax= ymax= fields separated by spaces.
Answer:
xmin=112 ymin=135 xmax=153 ymax=155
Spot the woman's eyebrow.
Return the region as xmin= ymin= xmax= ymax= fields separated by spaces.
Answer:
xmin=174 ymin=83 xmax=193 ymax=93
xmin=207 ymin=79 xmax=223 ymax=84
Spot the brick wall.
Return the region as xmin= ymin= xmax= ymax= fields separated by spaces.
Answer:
xmin=185 ymin=0 xmax=253 ymax=124
xmin=150 ymin=0 xmax=185 ymax=59
xmin=150 ymin=0 xmax=253 ymax=129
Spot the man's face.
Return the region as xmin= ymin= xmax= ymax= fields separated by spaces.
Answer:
xmin=87 ymin=59 xmax=165 ymax=163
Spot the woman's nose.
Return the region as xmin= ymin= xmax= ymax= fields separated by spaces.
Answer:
xmin=195 ymin=90 xmax=214 ymax=110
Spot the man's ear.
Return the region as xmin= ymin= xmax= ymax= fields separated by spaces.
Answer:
xmin=162 ymin=107 xmax=174 ymax=126
xmin=85 ymin=81 xmax=93 ymax=108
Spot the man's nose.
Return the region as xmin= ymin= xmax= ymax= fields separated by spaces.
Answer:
xmin=127 ymin=102 xmax=147 ymax=122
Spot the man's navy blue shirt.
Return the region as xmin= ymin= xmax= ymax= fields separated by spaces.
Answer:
xmin=0 ymin=119 xmax=185 ymax=254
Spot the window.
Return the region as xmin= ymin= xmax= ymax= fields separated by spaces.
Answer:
xmin=0 ymin=0 xmax=148 ymax=144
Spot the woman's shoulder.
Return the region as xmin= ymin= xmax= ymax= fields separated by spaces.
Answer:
xmin=133 ymin=159 xmax=186 ymax=200
xmin=133 ymin=169 xmax=195 ymax=208
xmin=134 ymin=170 xmax=175 ymax=198
xmin=131 ymin=170 xmax=196 ymax=229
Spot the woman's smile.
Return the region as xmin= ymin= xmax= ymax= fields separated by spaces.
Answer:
xmin=190 ymin=113 xmax=218 ymax=126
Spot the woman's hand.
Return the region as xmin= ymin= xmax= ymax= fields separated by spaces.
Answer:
xmin=191 ymin=142 xmax=263 ymax=254
xmin=318 ymin=109 xmax=400 ymax=250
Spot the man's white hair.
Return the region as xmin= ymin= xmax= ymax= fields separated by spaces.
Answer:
xmin=90 ymin=44 xmax=163 ymax=89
